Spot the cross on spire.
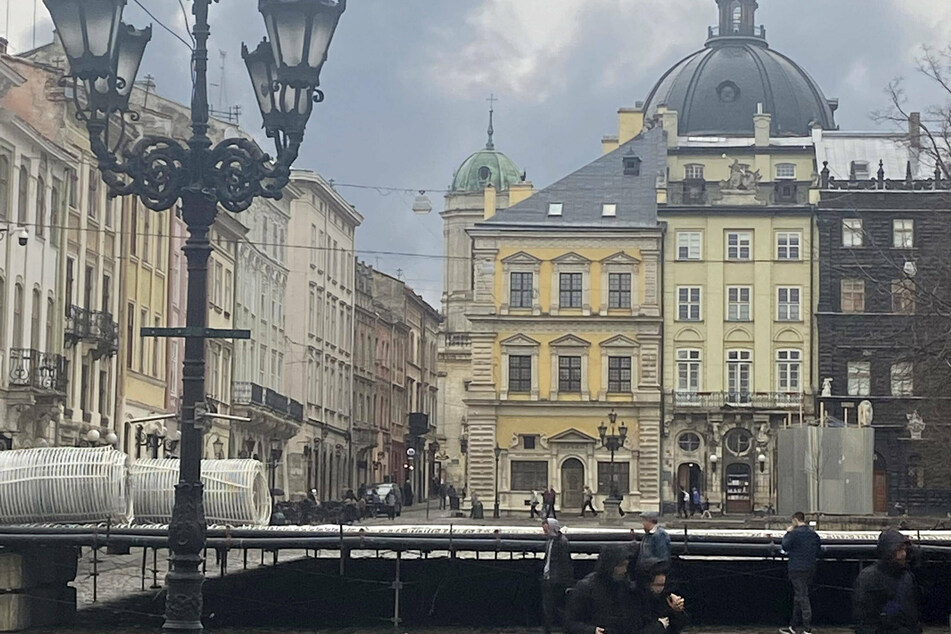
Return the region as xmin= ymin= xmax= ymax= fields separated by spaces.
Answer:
xmin=486 ymin=94 xmax=498 ymax=150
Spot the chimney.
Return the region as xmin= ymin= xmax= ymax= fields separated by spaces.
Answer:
xmin=908 ymin=112 xmax=921 ymax=149
xmin=618 ymin=106 xmax=645 ymax=145
xmin=754 ymin=103 xmax=771 ymax=147
xmin=508 ymin=181 xmax=533 ymax=206
xmin=0 ymin=38 xmax=8 ymax=55
xmin=657 ymin=106 xmax=679 ymax=148
xmin=483 ymin=184 xmax=497 ymax=220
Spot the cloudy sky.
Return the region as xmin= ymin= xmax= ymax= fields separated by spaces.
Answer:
xmin=4 ymin=1 xmax=950 ymax=306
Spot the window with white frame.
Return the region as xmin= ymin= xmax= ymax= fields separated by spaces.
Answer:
xmin=843 ymin=218 xmax=863 ymax=247
xmin=678 ymin=287 xmax=702 ymax=321
xmin=684 ymin=164 xmax=705 ymax=180
xmin=841 ymin=279 xmax=865 ymax=313
xmin=559 ymin=273 xmax=583 ymax=308
xmin=776 ymin=349 xmax=801 ymax=391
xmin=776 ymin=232 xmax=801 ymax=260
xmin=891 ymin=362 xmax=914 ymax=396
xmin=509 ymin=355 xmax=533 ymax=393
xmin=727 ymin=286 xmax=751 ymax=321
xmin=776 ymin=163 xmax=797 ymax=180
xmin=676 ymin=349 xmax=701 ymax=395
xmin=607 ymin=356 xmax=632 ymax=393
xmin=548 ymin=202 xmax=563 ymax=217
xmin=558 ymin=356 xmax=582 ymax=392
xmin=893 ymin=219 xmax=914 ymax=248
xmin=509 ymin=272 xmax=534 ymax=309
xmin=677 ymin=232 xmax=702 ymax=260
xmin=602 ymin=203 xmax=617 ymax=217
xmin=847 ymin=361 xmax=871 ymax=396
xmin=608 ymin=273 xmax=631 ymax=309
xmin=726 ymin=350 xmax=752 ymax=401
xmin=777 ymin=287 xmax=801 ymax=321
xmin=726 ymin=231 xmax=752 ymax=260
xmin=892 ymin=279 xmax=916 ymax=314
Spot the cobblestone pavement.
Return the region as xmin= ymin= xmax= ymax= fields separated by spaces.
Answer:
xmin=29 ymin=627 xmax=950 ymax=633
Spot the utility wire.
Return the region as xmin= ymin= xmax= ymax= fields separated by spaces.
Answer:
xmin=177 ymin=0 xmax=195 ymax=47
xmin=132 ymin=0 xmax=193 ymax=51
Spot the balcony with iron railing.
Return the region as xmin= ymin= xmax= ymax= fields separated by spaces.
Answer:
xmin=8 ymin=349 xmax=68 ymax=394
xmin=65 ymin=305 xmax=119 ymax=358
xmin=232 ymin=381 xmax=303 ymax=422
xmin=707 ymin=25 xmax=766 ymax=40
xmin=666 ymin=391 xmax=804 ymax=410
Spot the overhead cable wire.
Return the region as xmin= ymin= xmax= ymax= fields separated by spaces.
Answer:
xmin=132 ymin=0 xmax=193 ymax=51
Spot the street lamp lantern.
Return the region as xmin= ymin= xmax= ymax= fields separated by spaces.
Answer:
xmin=710 ymin=453 xmax=719 ymax=473
xmin=757 ymin=453 xmax=766 ymax=473
xmin=45 ymin=0 xmax=126 ymax=80
xmin=599 ymin=409 xmax=626 ymax=503
xmin=212 ymin=436 xmax=224 ymax=460
xmin=597 ymin=421 xmax=607 ymax=440
xmin=270 ymin=437 xmax=284 ymax=463
xmin=258 ymin=0 xmax=346 ymax=89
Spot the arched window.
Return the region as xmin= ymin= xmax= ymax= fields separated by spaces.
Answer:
xmin=17 ymin=165 xmax=28 ymax=225
xmin=731 ymin=1 xmax=743 ymax=32
xmin=726 ymin=428 xmax=752 ymax=455
xmin=678 ymin=432 xmax=701 ymax=452
xmin=36 ymin=177 xmax=45 ymax=239
xmin=30 ymin=288 xmax=40 ymax=350
xmin=0 ymin=153 xmax=10 ymax=219
xmin=12 ymin=283 xmax=23 ymax=349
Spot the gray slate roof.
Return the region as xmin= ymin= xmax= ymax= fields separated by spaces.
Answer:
xmin=481 ymin=125 xmax=665 ymax=229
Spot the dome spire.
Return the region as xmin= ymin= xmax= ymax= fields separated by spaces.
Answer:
xmin=486 ymin=93 xmax=497 ymax=150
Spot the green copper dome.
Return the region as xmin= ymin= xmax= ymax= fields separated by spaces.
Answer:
xmin=450 ymin=107 xmax=524 ymax=193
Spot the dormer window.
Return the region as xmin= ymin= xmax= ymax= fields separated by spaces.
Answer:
xmin=850 ymin=161 xmax=870 ymax=181
xmin=548 ymin=202 xmax=563 ymax=217
xmin=685 ymin=164 xmax=705 ymax=180
xmin=478 ymin=165 xmax=492 ymax=183
xmin=776 ymin=163 xmax=796 ymax=180
xmin=623 ymin=154 xmax=641 ymax=176
xmin=602 ymin=203 xmax=617 ymax=217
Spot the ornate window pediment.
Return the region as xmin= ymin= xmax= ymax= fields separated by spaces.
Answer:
xmin=600 ymin=251 xmax=641 ymax=265
xmin=501 ymin=251 xmax=541 ymax=265
xmin=599 ymin=335 xmax=640 ymax=399
xmin=552 ymin=252 xmax=591 ymax=265
xmin=600 ymin=334 xmax=639 ymax=349
xmin=551 ymin=253 xmax=591 ymax=316
xmin=501 ymin=252 xmax=541 ymax=316
xmin=548 ymin=428 xmax=598 ymax=444
xmin=500 ymin=334 xmax=540 ymax=347
xmin=549 ymin=334 xmax=590 ymax=400
xmin=550 ymin=334 xmax=591 ymax=348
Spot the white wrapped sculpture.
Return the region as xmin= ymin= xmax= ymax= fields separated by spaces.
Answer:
xmin=0 ymin=447 xmax=132 ymax=524
xmin=131 ymin=459 xmax=271 ymax=526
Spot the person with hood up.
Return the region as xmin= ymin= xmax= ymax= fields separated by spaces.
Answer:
xmin=541 ymin=518 xmax=574 ymax=634
xmin=638 ymin=564 xmax=688 ymax=634
xmin=853 ymin=528 xmax=920 ymax=634
xmin=565 ymin=544 xmax=643 ymax=634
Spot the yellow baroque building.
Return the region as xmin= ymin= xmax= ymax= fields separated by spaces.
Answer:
xmin=463 ymin=125 xmax=667 ymax=513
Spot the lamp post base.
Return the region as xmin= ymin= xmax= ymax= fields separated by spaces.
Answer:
xmin=600 ymin=498 xmax=624 ymax=525
xmin=492 ymin=501 xmax=500 ymax=519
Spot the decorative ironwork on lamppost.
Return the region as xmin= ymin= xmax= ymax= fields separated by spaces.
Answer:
xmin=493 ymin=445 xmax=502 ymax=519
xmin=598 ymin=409 xmax=628 ymax=501
xmin=42 ymin=1 xmax=346 ymax=630
xmin=135 ymin=424 xmax=181 ymax=459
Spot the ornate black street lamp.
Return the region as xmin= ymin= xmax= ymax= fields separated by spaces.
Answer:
xmin=493 ymin=445 xmax=502 ymax=519
xmin=598 ymin=409 xmax=628 ymax=501
xmin=42 ymin=1 xmax=346 ymax=631
xmin=134 ymin=424 xmax=181 ymax=459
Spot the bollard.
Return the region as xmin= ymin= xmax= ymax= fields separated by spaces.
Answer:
xmin=390 ymin=551 xmax=403 ymax=629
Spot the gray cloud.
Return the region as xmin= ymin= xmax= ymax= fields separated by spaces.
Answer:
xmin=6 ymin=0 xmax=950 ymax=307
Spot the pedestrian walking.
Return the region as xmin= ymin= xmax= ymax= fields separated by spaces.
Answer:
xmin=544 ymin=486 xmax=558 ymax=519
xmin=530 ymin=489 xmax=542 ymax=519
xmin=639 ymin=564 xmax=688 ymax=634
xmin=447 ymin=484 xmax=459 ymax=511
xmin=470 ymin=493 xmax=484 ymax=520
xmin=581 ymin=485 xmax=598 ymax=517
xmin=541 ymin=518 xmax=574 ymax=634
xmin=779 ymin=511 xmax=821 ymax=634
xmin=565 ymin=544 xmax=643 ymax=634
xmin=635 ymin=512 xmax=672 ymax=577
xmin=853 ymin=529 xmax=919 ymax=634
xmin=677 ymin=487 xmax=689 ymax=519
xmin=403 ymin=479 xmax=414 ymax=507
xmin=384 ymin=488 xmax=397 ymax=520
xmin=690 ymin=487 xmax=701 ymax=517
xmin=439 ymin=482 xmax=447 ymax=510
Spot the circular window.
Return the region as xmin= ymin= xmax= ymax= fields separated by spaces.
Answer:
xmin=717 ymin=81 xmax=740 ymax=103
xmin=725 ymin=428 xmax=752 ymax=455
xmin=478 ymin=166 xmax=492 ymax=182
xmin=678 ymin=432 xmax=701 ymax=452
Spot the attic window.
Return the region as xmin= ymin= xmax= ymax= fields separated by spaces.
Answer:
xmin=602 ymin=203 xmax=617 ymax=217
xmin=623 ymin=155 xmax=642 ymax=176
xmin=478 ymin=166 xmax=492 ymax=182
xmin=548 ymin=202 xmax=563 ymax=216
xmin=850 ymin=161 xmax=870 ymax=180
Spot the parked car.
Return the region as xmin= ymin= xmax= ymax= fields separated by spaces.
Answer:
xmin=367 ymin=483 xmax=402 ymax=517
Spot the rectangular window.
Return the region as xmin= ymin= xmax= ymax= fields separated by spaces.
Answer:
xmin=776 ymin=163 xmax=797 ymax=180
xmin=848 ymin=361 xmax=871 ymax=396
xmin=608 ymin=356 xmax=632 ymax=393
xmin=727 ymin=350 xmax=752 ymax=402
xmin=139 ymin=308 xmax=148 ymax=372
xmin=67 ymin=168 xmax=78 ymax=208
xmin=522 ymin=435 xmax=538 ymax=450
xmin=726 ymin=232 xmax=752 ymax=260
xmin=213 ymin=261 xmax=223 ymax=307
xmin=843 ymin=218 xmax=863 ymax=247
xmin=87 ymin=168 xmax=98 ymax=220
xmin=508 ymin=355 xmax=532 ymax=393
xmin=677 ymin=232 xmax=702 ymax=260
xmin=126 ymin=303 xmax=134 ymax=369
xmin=684 ymin=164 xmax=704 ymax=180
xmin=892 ymin=279 xmax=915 ymax=314
xmin=727 ymin=286 xmax=751 ymax=321
xmin=841 ymin=279 xmax=865 ymax=313
xmin=129 ymin=203 xmax=138 ymax=256
xmin=558 ymin=356 xmax=582 ymax=393
xmin=547 ymin=202 xmax=563 ymax=216
xmin=893 ymin=219 xmax=914 ymax=248
xmin=511 ymin=461 xmax=548 ymax=491
xmin=259 ymin=344 xmax=266 ymax=383
xmin=602 ymin=203 xmax=617 ymax=217
xmin=105 ymin=197 xmax=114 ymax=228
xmin=509 ymin=272 xmax=533 ymax=309
xmin=559 ymin=272 xmax=583 ymax=308
xmin=777 ymin=349 xmax=801 ymax=392
xmin=152 ymin=316 xmax=161 ymax=377
xmin=777 ymin=287 xmax=801 ymax=321
xmin=891 ymin=362 xmax=914 ymax=396
xmin=597 ymin=461 xmax=630 ymax=496
xmin=676 ymin=349 xmax=701 ymax=395
xmin=851 ymin=161 xmax=870 ymax=180
xmin=608 ymin=273 xmax=631 ymax=309
xmin=678 ymin=287 xmax=701 ymax=321
xmin=776 ymin=232 xmax=801 ymax=260
xmin=224 ymin=273 xmax=233 ymax=314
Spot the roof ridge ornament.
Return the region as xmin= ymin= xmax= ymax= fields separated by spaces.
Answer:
xmin=486 ymin=93 xmax=497 ymax=150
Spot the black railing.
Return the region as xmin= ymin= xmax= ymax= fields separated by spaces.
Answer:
xmin=820 ymin=160 xmax=951 ymax=191
xmin=9 ymin=348 xmax=67 ymax=393
xmin=65 ymin=305 xmax=91 ymax=345
xmin=667 ymin=391 xmax=803 ymax=409
xmin=233 ymin=381 xmax=303 ymax=422
xmin=65 ymin=305 xmax=118 ymax=357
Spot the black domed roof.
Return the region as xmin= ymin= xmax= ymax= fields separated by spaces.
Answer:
xmin=643 ymin=2 xmax=836 ymax=137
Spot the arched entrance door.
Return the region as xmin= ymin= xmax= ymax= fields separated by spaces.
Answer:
xmin=676 ymin=463 xmax=703 ymax=496
xmin=725 ymin=463 xmax=752 ymax=514
xmin=873 ymin=453 xmax=888 ymax=514
xmin=561 ymin=458 xmax=584 ymax=510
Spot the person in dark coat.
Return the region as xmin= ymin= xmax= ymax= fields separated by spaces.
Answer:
xmin=676 ymin=487 xmax=688 ymax=519
xmin=544 ymin=486 xmax=558 ymax=519
xmin=403 ymin=480 xmax=414 ymax=507
xmin=690 ymin=487 xmax=701 ymax=517
xmin=853 ymin=529 xmax=920 ymax=634
xmin=541 ymin=518 xmax=574 ymax=634
xmin=780 ymin=511 xmax=822 ymax=634
xmin=439 ymin=482 xmax=448 ymax=510
xmin=638 ymin=564 xmax=688 ymax=634
xmin=565 ymin=544 xmax=643 ymax=634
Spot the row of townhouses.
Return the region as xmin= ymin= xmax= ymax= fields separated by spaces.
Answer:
xmin=437 ymin=0 xmax=951 ymax=516
xmin=0 ymin=38 xmax=440 ymax=502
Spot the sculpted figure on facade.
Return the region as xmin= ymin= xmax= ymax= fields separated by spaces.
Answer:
xmin=906 ymin=410 xmax=926 ymax=440
xmin=724 ymin=159 xmax=761 ymax=191
xmin=858 ymin=400 xmax=874 ymax=427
